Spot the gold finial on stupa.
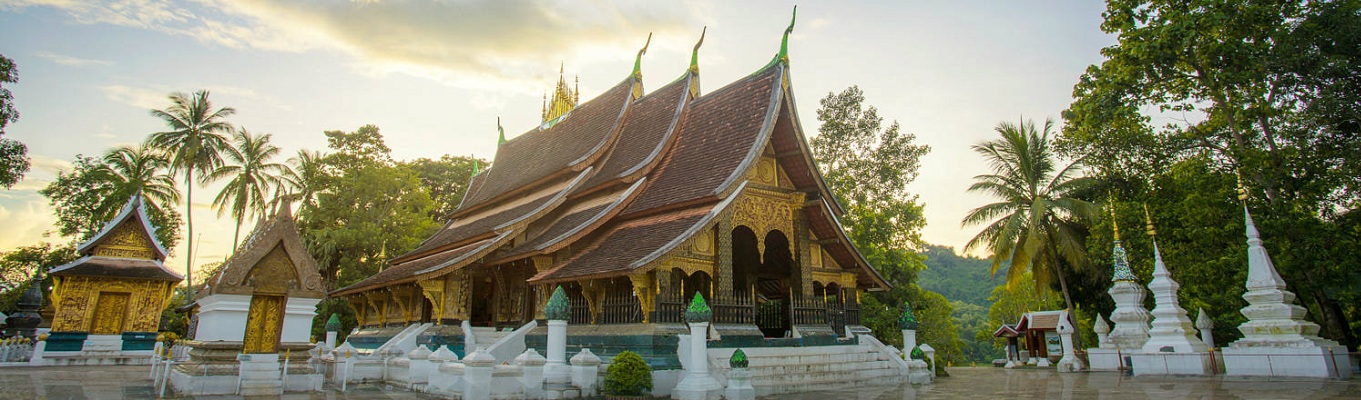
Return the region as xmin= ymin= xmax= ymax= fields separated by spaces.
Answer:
xmin=543 ymin=63 xmax=578 ymax=123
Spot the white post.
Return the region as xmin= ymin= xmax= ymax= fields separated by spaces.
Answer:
xmin=1056 ymin=314 xmax=1083 ymax=372
xmin=463 ymin=347 xmax=495 ymax=400
xmin=570 ymin=348 xmax=601 ymax=396
xmin=545 ymin=319 xmax=569 ymax=384
xmin=674 ymin=321 xmax=721 ymax=400
xmin=325 ymin=332 xmax=337 ymax=350
xmin=1196 ymin=308 xmax=1215 ymax=349
xmin=901 ymin=329 xmax=917 ymax=357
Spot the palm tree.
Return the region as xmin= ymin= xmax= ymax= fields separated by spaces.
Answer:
xmin=277 ymin=149 xmax=324 ymax=211
xmin=208 ymin=128 xmax=286 ymax=251
xmin=962 ymin=117 xmax=1098 ymax=314
xmin=147 ymin=90 xmax=235 ymax=296
xmin=100 ymin=143 xmax=180 ymax=216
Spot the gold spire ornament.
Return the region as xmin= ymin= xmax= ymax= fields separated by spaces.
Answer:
xmin=632 ymin=33 xmax=652 ymax=100
xmin=1110 ymin=201 xmax=1122 ymax=241
xmin=1144 ymin=204 xmax=1156 ymax=238
xmin=542 ymin=63 xmax=578 ymax=124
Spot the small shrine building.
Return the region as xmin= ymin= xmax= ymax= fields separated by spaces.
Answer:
xmin=45 ymin=194 xmax=182 ymax=357
xmin=332 ymin=25 xmax=888 ymax=354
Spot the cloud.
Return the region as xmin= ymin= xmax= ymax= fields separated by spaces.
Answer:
xmin=6 ymin=0 xmax=707 ymax=92
xmin=34 ymin=51 xmax=112 ymax=66
xmin=102 ymin=84 xmax=167 ymax=110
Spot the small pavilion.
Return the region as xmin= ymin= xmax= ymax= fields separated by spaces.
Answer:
xmin=994 ymin=310 xmax=1069 ymax=366
xmin=42 ymin=194 xmax=182 ymax=363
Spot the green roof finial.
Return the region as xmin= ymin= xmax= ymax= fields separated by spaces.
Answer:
xmin=683 ymin=292 xmax=712 ymax=323
xmin=910 ymin=345 xmax=925 ymax=360
xmin=633 ymin=33 xmax=652 ymax=80
xmin=778 ymin=6 xmax=796 ymax=64
xmin=325 ymin=313 xmax=341 ymax=332
xmin=897 ymin=301 xmax=919 ymax=330
xmin=497 ymin=116 xmax=506 ymax=146
xmin=471 ymin=158 xmax=480 ymax=176
xmin=689 ymin=27 xmax=706 ymax=74
xmin=545 ymin=285 xmax=570 ymax=321
xmin=729 ymin=348 xmax=749 ymax=369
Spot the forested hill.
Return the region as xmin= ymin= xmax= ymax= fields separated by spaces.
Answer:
xmin=916 ymin=244 xmax=1004 ymax=306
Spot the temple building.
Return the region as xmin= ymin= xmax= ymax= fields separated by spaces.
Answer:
xmin=331 ymin=20 xmax=887 ymax=360
xmin=42 ymin=194 xmax=182 ymax=362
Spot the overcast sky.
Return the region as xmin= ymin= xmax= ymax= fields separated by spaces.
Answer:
xmin=0 ymin=0 xmax=1114 ymax=278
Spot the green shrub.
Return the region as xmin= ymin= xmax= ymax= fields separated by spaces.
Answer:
xmin=603 ymin=350 xmax=653 ymax=396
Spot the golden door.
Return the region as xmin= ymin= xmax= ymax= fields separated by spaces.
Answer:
xmin=90 ymin=292 xmax=129 ymax=335
xmin=242 ymin=295 xmax=285 ymax=354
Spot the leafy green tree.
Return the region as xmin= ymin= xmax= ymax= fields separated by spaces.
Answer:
xmin=298 ymin=125 xmax=438 ymax=289
xmin=0 ymin=243 xmax=76 ymax=314
xmin=811 ymin=87 xmax=960 ymax=362
xmin=405 ymin=155 xmax=485 ymax=219
xmin=41 ymin=147 xmax=183 ymax=249
xmin=148 ymin=90 xmax=235 ymax=295
xmin=1061 ymin=0 xmax=1361 ymax=347
xmin=0 ymin=53 xmax=29 ymax=188
xmin=208 ymin=129 xmax=287 ymax=251
xmin=963 ymin=118 xmax=1098 ymax=318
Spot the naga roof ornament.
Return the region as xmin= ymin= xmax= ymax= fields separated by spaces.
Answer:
xmin=688 ymin=27 xmax=705 ymax=97
xmin=632 ymin=33 xmax=652 ymax=99
xmin=497 ymin=116 xmax=506 ymax=146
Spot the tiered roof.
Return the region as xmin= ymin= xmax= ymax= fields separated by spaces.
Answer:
xmin=49 ymin=194 xmax=183 ymax=282
xmin=334 ymin=20 xmax=887 ymax=296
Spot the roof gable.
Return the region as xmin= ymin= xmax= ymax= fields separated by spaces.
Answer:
xmin=76 ymin=193 xmax=168 ymax=260
xmin=203 ymin=206 xmax=324 ymax=298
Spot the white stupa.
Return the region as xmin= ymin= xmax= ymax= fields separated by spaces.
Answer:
xmin=1088 ymin=204 xmax=1150 ymax=371
xmin=1222 ymin=198 xmax=1351 ymax=379
xmin=1130 ymin=206 xmax=1214 ymax=375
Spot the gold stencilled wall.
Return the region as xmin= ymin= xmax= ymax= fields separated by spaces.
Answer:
xmin=50 ymin=276 xmax=175 ymax=333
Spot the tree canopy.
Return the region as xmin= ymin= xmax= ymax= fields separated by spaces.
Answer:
xmin=0 ymin=53 xmax=30 ymax=188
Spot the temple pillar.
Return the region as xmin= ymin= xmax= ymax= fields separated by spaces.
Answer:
xmin=531 ymin=256 xmax=554 ymax=321
xmin=716 ymin=219 xmax=734 ymax=298
xmin=794 ymin=213 xmax=813 ymax=297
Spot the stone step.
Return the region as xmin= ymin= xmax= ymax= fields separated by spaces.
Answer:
xmin=750 ymin=367 xmax=903 ymax=395
xmin=745 ymin=360 xmax=894 ymax=377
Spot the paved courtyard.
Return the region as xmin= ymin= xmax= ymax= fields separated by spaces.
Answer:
xmin=0 ymin=365 xmax=1357 ymax=399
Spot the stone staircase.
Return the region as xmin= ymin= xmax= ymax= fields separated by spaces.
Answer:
xmin=722 ymin=345 xmax=906 ymax=396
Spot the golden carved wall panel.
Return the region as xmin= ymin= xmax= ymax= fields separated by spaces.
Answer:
xmin=51 ymin=277 xmax=172 ymax=333
xmin=729 ymin=189 xmax=804 ymax=255
xmin=92 ymin=221 xmax=155 ymax=260
xmin=242 ymin=295 xmax=284 ymax=354
xmin=245 ymin=244 xmax=298 ymax=294
xmin=90 ymin=292 xmax=129 ymax=335
xmin=691 ymin=228 xmax=715 ymax=255
xmin=418 ymin=278 xmax=446 ymax=323
xmin=810 ymin=244 xmax=823 ymax=267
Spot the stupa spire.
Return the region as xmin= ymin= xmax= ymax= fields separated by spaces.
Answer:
xmin=1140 ymin=204 xmax=1208 ymax=353
xmin=1110 ymin=202 xmax=1136 ymax=282
xmin=542 ymin=63 xmax=578 ymax=124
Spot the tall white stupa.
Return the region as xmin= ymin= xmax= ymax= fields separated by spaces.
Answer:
xmin=1130 ymin=205 xmax=1214 ymax=375
xmin=1222 ymin=185 xmax=1351 ymax=378
xmin=1088 ymin=203 xmax=1150 ymax=371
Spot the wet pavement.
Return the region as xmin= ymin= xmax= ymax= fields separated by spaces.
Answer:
xmin=0 ymin=365 xmax=1357 ymax=399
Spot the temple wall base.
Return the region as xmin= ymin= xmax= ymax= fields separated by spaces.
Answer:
xmin=1086 ymin=348 xmax=1125 ymax=371
xmin=1130 ymin=351 xmax=1216 ymax=376
xmin=1222 ymin=344 xmax=1352 ymax=379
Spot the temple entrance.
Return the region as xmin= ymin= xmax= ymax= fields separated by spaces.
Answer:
xmin=90 ymin=292 xmax=129 ymax=335
xmin=242 ymin=295 xmax=284 ymax=354
xmin=470 ymin=273 xmax=497 ymax=327
xmin=420 ymin=296 xmax=434 ymax=323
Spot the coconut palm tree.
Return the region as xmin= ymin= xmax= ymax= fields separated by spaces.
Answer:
xmin=208 ymin=128 xmax=286 ymax=251
xmin=147 ymin=90 xmax=235 ymax=295
xmin=277 ymin=149 xmax=324 ymax=212
xmin=962 ymin=117 xmax=1098 ymax=313
xmin=101 ymin=143 xmax=180 ymax=215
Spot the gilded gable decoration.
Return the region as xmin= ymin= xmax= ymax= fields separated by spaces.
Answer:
xmin=205 ymin=204 xmax=324 ymax=298
xmin=542 ymin=63 xmax=579 ymax=124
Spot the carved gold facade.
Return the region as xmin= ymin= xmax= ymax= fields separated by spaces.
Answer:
xmin=51 ymin=276 xmax=175 ymax=333
xmin=91 ymin=221 xmax=157 ymax=260
xmin=242 ymin=295 xmax=284 ymax=353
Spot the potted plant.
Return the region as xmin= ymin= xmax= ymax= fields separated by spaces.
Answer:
xmin=603 ymin=350 xmax=653 ymax=399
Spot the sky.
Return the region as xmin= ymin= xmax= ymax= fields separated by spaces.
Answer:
xmin=0 ymin=0 xmax=1115 ymax=279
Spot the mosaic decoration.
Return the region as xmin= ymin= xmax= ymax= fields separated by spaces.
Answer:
xmin=1111 ymin=239 xmax=1137 ymax=282
xmin=897 ymin=301 xmax=918 ymax=330
xmin=683 ymin=292 xmax=712 ymax=323
xmin=910 ymin=346 xmax=924 ymax=360
xmin=729 ymin=348 xmax=749 ymax=369
xmin=325 ymin=313 xmax=341 ymax=332
xmin=545 ymin=286 xmax=571 ymax=321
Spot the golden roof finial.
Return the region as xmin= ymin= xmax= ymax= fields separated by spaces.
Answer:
xmin=1143 ymin=203 xmax=1156 ymax=238
xmin=1236 ymin=170 xmax=1249 ymax=201
xmin=1110 ymin=200 xmax=1121 ymax=241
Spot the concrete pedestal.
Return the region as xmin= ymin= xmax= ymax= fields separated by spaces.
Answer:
xmin=1131 ymin=352 xmax=1215 ymax=375
xmin=237 ymin=353 xmax=283 ymax=396
xmin=1086 ymin=348 xmax=1126 ymax=371
xmin=1223 ymin=345 xmax=1351 ymax=379
xmin=724 ymin=368 xmax=754 ymax=400
xmin=674 ymin=322 xmax=720 ymax=400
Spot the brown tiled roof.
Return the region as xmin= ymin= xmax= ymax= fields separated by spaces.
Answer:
xmin=622 ymin=66 xmax=780 ymax=215
xmin=334 ymin=235 xmax=503 ymax=295
xmin=530 ymin=205 xmax=713 ymax=283
xmin=49 ymin=256 xmax=183 ymax=281
xmin=397 ymin=191 xmax=555 ymax=261
xmin=580 ymin=76 xmax=689 ymax=190
xmin=458 ymin=79 xmax=633 ymax=210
